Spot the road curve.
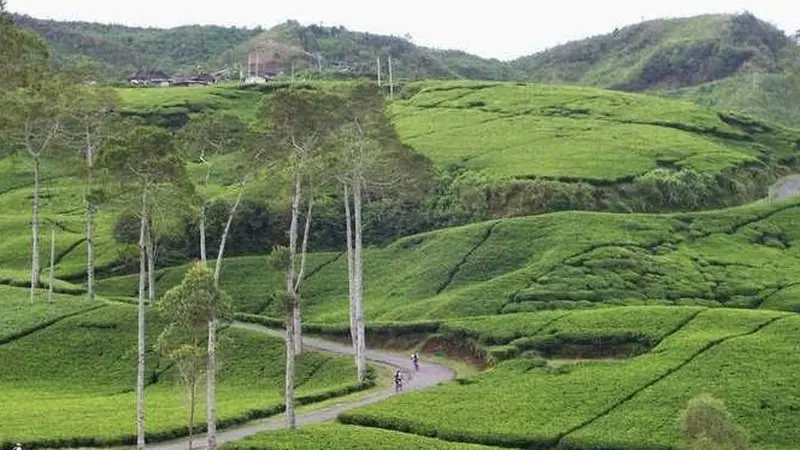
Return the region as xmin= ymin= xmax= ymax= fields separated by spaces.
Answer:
xmin=148 ymin=321 xmax=455 ymax=450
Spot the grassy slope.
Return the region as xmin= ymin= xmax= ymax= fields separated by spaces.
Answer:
xmin=0 ymin=285 xmax=100 ymax=342
xmin=393 ymin=81 xmax=794 ymax=182
xmin=0 ymin=298 xmax=362 ymax=447
xmin=99 ymin=197 xmax=800 ymax=322
xmin=664 ymin=72 xmax=800 ymax=128
xmin=339 ymin=308 xmax=796 ymax=449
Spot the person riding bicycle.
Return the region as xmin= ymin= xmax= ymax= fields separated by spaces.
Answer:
xmin=394 ymin=369 xmax=403 ymax=392
xmin=411 ymin=351 xmax=419 ymax=371
xmin=12 ymin=443 xmax=22 ymax=450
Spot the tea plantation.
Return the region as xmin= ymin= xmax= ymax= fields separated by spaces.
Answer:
xmin=3 ymin=79 xmax=800 ymax=449
xmin=0 ymin=294 xmax=364 ymax=448
xmin=98 ymin=197 xmax=800 ymax=323
xmin=338 ymin=309 xmax=799 ymax=449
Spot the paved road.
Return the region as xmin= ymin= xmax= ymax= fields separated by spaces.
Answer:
xmin=148 ymin=321 xmax=455 ymax=450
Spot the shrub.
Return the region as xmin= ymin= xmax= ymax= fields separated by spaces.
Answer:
xmin=680 ymin=394 xmax=749 ymax=450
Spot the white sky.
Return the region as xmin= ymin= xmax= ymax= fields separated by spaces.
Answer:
xmin=9 ymin=0 xmax=800 ymax=60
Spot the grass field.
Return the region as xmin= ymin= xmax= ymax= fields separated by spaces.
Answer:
xmin=339 ymin=308 xmax=795 ymax=449
xmin=98 ymin=197 xmax=800 ymax=323
xmin=0 ymin=298 xmax=365 ymax=448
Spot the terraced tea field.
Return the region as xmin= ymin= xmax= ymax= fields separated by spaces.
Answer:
xmin=338 ymin=309 xmax=799 ymax=449
xmin=98 ymin=197 xmax=800 ymax=322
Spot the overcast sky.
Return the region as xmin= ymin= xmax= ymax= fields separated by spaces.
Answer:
xmin=10 ymin=0 xmax=800 ymax=60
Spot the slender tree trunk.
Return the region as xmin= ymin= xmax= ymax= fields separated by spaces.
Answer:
xmin=284 ymin=171 xmax=301 ymax=430
xmin=353 ymin=178 xmax=367 ymax=382
xmin=85 ymin=142 xmax=96 ymax=301
xmin=188 ymin=378 xmax=196 ymax=450
xmin=294 ymin=198 xmax=313 ymax=355
xmin=47 ymin=227 xmax=55 ymax=305
xmin=343 ymin=183 xmax=358 ymax=363
xmin=136 ymin=194 xmax=147 ymax=450
xmin=206 ymin=318 xmax=218 ymax=450
xmin=199 ymin=203 xmax=207 ymax=265
xmin=86 ymin=201 xmax=95 ymax=301
xmin=213 ymin=188 xmax=244 ymax=287
xmin=146 ymin=221 xmax=156 ymax=305
xmin=30 ymin=155 xmax=41 ymax=301
xmin=284 ymin=300 xmax=296 ymax=429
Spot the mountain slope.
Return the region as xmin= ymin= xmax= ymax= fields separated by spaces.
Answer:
xmin=12 ymin=14 xmax=262 ymax=78
xmin=512 ymin=13 xmax=795 ymax=91
xmin=14 ymin=15 xmax=519 ymax=82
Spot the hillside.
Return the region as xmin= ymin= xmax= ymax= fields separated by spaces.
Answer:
xmin=1 ymin=80 xmax=799 ymax=289
xmin=663 ymin=72 xmax=800 ymax=128
xmin=114 ymin=80 xmax=800 ymax=218
xmin=13 ymin=15 xmax=519 ymax=82
xmin=97 ymin=196 xmax=800 ymax=323
xmin=511 ymin=13 xmax=795 ymax=91
xmin=12 ymin=14 xmax=262 ymax=79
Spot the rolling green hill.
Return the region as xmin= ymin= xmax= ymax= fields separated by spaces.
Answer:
xmin=511 ymin=13 xmax=794 ymax=91
xmin=2 ymin=80 xmax=799 ymax=291
xmin=96 ymin=196 xmax=800 ymax=323
xmin=114 ymin=80 xmax=800 ymax=218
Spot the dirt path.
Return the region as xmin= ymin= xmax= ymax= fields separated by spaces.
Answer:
xmin=148 ymin=321 xmax=455 ymax=450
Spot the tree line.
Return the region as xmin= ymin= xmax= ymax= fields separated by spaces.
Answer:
xmin=1 ymin=8 xmax=418 ymax=448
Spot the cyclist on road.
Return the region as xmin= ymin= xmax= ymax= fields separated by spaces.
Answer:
xmin=411 ymin=351 xmax=419 ymax=371
xmin=394 ymin=369 xmax=403 ymax=393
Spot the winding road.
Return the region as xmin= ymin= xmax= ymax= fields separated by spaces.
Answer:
xmin=148 ymin=321 xmax=455 ymax=450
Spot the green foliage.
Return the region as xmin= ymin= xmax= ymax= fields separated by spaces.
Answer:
xmin=13 ymin=14 xmax=262 ymax=80
xmin=102 ymin=125 xmax=187 ymax=189
xmin=223 ymin=423 xmax=503 ymax=450
xmin=157 ymin=262 xmax=233 ymax=325
xmin=0 ymin=9 xmax=48 ymax=91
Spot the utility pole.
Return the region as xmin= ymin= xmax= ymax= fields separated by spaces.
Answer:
xmin=377 ymin=56 xmax=382 ymax=87
xmin=388 ymin=55 xmax=394 ymax=100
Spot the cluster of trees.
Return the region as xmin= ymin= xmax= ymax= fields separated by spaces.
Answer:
xmin=13 ymin=13 xmax=262 ymax=80
xmin=1 ymin=7 xmax=420 ymax=448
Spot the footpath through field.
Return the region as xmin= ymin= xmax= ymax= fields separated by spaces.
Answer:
xmin=148 ymin=321 xmax=455 ymax=450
